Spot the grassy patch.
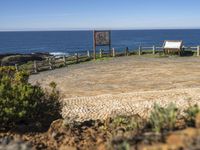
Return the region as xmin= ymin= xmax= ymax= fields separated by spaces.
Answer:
xmin=185 ymin=104 xmax=200 ymax=126
xmin=149 ymin=103 xmax=178 ymax=133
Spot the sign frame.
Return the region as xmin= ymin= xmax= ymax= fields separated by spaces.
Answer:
xmin=93 ymin=30 xmax=111 ymax=59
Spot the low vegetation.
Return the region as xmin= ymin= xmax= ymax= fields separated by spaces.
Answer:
xmin=185 ymin=104 xmax=200 ymax=126
xmin=149 ymin=103 xmax=178 ymax=133
xmin=108 ymin=103 xmax=200 ymax=149
xmin=55 ymin=103 xmax=200 ymax=150
xmin=0 ymin=66 xmax=61 ymax=131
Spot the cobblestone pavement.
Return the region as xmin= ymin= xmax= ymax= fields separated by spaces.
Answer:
xmin=62 ymin=88 xmax=200 ymax=121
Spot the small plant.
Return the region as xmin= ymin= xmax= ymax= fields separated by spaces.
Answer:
xmin=0 ymin=66 xmax=16 ymax=78
xmin=104 ymin=115 xmax=144 ymax=133
xmin=102 ymin=115 xmax=145 ymax=150
xmin=115 ymin=141 xmax=130 ymax=150
xmin=185 ymin=104 xmax=200 ymax=126
xmin=149 ymin=103 xmax=178 ymax=133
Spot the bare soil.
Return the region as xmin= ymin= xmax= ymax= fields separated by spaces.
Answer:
xmin=30 ymin=56 xmax=200 ymax=97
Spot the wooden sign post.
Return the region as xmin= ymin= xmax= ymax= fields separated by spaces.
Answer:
xmin=93 ymin=30 xmax=111 ymax=60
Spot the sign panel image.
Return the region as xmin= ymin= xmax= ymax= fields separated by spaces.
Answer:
xmin=94 ymin=31 xmax=111 ymax=46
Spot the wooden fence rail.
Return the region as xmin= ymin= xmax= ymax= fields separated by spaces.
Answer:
xmin=137 ymin=45 xmax=200 ymax=56
xmin=15 ymin=52 xmax=91 ymax=74
xmin=12 ymin=45 xmax=200 ymax=74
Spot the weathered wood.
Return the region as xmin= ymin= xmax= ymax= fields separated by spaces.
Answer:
xmin=153 ymin=45 xmax=156 ymax=55
xmin=75 ymin=53 xmax=79 ymax=63
xmin=87 ymin=50 xmax=91 ymax=58
xmin=125 ymin=47 xmax=129 ymax=56
xmin=49 ymin=58 xmax=53 ymax=70
xmin=10 ymin=44 xmax=200 ymax=75
xmin=197 ymin=46 xmax=200 ymax=57
xmin=99 ymin=49 xmax=103 ymax=58
xmin=138 ymin=46 xmax=142 ymax=56
xmin=93 ymin=31 xmax=96 ymax=60
xmin=93 ymin=49 xmax=96 ymax=60
xmin=112 ymin=48 xmax=116 ymax=57
xmin=63 ymin=56 xmax=67 ymax=66
xmin=15 ymin=64 xmax=19 ymax=71
xmin=109 ymin=45 xmax=111 ymax=57
xmin=33 ymin=60 xmax=38 ymax=73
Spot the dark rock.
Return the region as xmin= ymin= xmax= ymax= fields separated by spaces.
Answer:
xmin=0 ymin=52 xmax=51 ymax=66
xmin=0 ymin=136 xmax=32 ymax=150
xmin=1 ymin=54 xmax=43 ymax=66
xmin=0 ymin=136 xmax=13 ymax=145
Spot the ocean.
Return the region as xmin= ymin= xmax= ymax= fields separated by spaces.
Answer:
xmin=0 ymin=29 xmax=200 ymax=54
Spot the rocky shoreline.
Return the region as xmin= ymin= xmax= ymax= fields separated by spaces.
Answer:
xmin=0 ymin=52 xmax=50 ymax=66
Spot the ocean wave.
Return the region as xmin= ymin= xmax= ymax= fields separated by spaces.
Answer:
xmin=50 ymin=52 xmax=69 ymax=57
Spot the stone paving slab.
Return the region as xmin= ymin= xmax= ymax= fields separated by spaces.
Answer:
xmin=62 ymin=88 xmax=200 ymax=121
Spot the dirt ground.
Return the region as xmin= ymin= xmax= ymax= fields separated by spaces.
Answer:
xmin=29 ymin=56 xmax=200 ymax=97
xmin=29 ymin=55 xmax=200 ymax=120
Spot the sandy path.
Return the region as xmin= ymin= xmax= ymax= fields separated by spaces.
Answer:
xmin=29 ymin=56 xmax=200 ymax=120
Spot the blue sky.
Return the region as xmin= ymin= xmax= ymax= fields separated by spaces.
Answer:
xmin=0 ymin=0 xmax=200 ymax=31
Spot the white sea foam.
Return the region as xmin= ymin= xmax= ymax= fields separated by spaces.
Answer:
xmin=50 ymin=52 xmax=69 ymax=58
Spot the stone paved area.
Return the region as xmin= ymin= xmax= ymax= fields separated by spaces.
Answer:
xmin=62 ymin=88 xmax=200 ymax=121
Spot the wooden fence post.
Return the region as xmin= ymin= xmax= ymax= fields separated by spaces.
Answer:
xmin=112 ymin=48 xmax=116 ymax=57
xmin=197 ymin=46 xmax=200 ymax=56
xmin=15 ymin=64 xmax=18 ymax=71
xmin=125 ymin=47 xmax=129 ymax=56
xmin=63 ymin=56 xmax=67 ymax=66
xmin=87 ymin=50 xmax=91 ymax=58
xmin=99 ymin=49 xmax=103 ymax=58
xmin=49 ymin=58 xmax=53 ymax=70
xmin=34 ymin=60 xmax=38 ymax=73
xmin=75 ymin=53 xmax=79 ymax=63
xmin=138 ymin=46 xmax=142 ymax=56
xmin=153 ymin=45 xmax=156 ymax=55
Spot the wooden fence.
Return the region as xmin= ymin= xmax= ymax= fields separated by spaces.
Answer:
xmin=133 ymin=45 xmax=200 ymax=56
xmin=15 ymin=50 xmax=92 ymax=74
xmin=14 ymin=45 xmax=200 ymax=74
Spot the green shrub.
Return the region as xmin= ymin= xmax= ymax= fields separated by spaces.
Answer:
xmin=110 ymin=115 xmax=142 ymax=131
xmin=185 ymin=104 xmax=200 ymax=126
xmin=0 ymin=66 xmax=16 ymax=78
xmin=0 ymin=67 xmax=61 ymax=130
xmin=149 ymin=103 xmax=178 ymax=133
xmin=115 ymin=141 xmax=130 ymax=150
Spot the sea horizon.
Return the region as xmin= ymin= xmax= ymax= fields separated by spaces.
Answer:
xmin=1 ymin=28 xmax=200 ymax=32
xmin=1 ymin=29 xmax=200 ymax=54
